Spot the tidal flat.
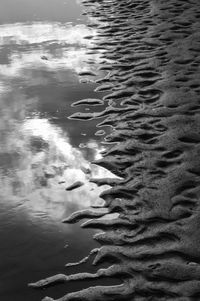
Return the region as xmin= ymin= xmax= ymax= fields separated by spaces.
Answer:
xmin=1 ymin=0 xmax=200 ymax=300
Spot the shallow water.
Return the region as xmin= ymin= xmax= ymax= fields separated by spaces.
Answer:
xmin=25 ymin=0 xmax=200 ymax=300
xmin=0 ymin=0 xmax=85 ymax=24
xmin=0 ymin=1 xmax=116 ymax=300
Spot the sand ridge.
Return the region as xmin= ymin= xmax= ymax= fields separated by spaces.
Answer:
xmin=29 ymin=0 xmax=200 ymax=300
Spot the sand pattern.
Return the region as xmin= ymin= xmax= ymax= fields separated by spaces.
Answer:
xmin=29 ymin=0 xmax=200 ymax=300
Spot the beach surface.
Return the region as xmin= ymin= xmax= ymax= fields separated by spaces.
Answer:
xmin=2 ymin=0 xmax=200 ymax=300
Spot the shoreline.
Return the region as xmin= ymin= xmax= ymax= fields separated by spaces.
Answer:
xmin=29 ymin=0 xmax=200 ymax=300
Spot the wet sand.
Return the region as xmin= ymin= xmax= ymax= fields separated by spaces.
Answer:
xmin=20 ymin=0 xmax=200 ymax=300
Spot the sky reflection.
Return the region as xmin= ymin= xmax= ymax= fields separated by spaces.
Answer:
xmin=0 ymin=21 xmax=100 ymax=79
xmin=0 ymin=22 xmax=95 ymax=46
xmin=0 ymin=47 xmax=99 ymax=79
xmin=0 ymin=2 xmax=116 ymax=300
xmin=0 ymin=20 xmax=112 ymax=222
xmin=0 ymin=105 xmax=113 ymax=220
xmin=0 ymin=0 xmax=85 ymax=25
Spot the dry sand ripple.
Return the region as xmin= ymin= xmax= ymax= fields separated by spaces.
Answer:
xmin=29 ymin=0 xmax=200 ymax=300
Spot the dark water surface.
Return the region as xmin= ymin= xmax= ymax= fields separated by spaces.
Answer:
xmin=0 ymin=1 xmax=115 ymax=300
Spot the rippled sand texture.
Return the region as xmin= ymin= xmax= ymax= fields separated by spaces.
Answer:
xmin=29 ymin=0 xmax=200 ymax=300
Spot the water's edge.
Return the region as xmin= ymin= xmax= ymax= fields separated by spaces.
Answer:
xmin=29 ymin=0 xmax=200 ymax=300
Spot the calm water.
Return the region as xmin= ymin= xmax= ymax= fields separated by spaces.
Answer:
xmin=0 ymin=1 xmax=114 ymax=300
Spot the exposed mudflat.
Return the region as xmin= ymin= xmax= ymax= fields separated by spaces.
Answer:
xmin=29 ymin=0 xmax=200 ymax=300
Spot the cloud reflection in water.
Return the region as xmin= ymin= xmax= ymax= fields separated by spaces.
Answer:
xmin=0 ymin=22 xmax=95 ymax=46
xmin=0 ymin=21 xmax=102 ymax=80
xmin=0 ymin=21 xmax=111 ymax=222
xmin=0 ymin=4 xmax=119 ymax=300
xmin=0 ymin=113 xmax=114 ymax=220
xmin=0 ymin=48 xmax=99 ymax=80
